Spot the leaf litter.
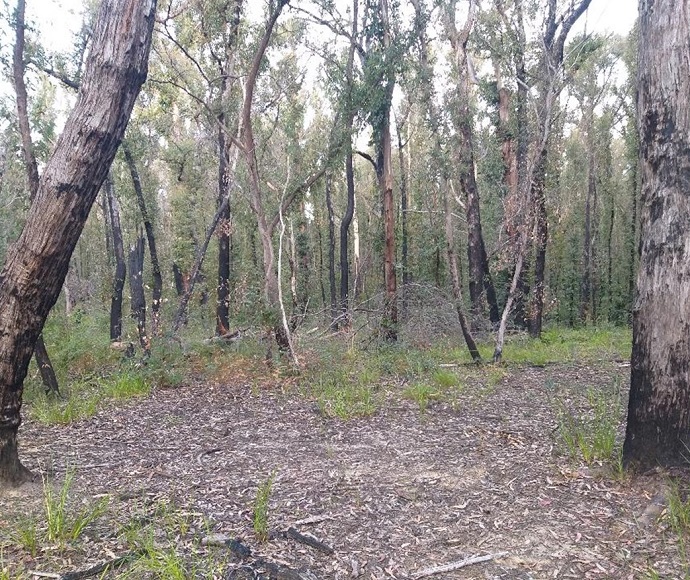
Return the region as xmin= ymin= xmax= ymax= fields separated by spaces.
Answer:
xmin=1 ymin=361 xmax=687 ymax=578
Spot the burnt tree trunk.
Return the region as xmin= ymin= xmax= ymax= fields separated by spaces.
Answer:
xmin=443 ymin=0 xmax=499 ymax=328
xmin=12 ymin=0 xmax=60 ymax=397
xmin=122 ymin=143 xmax=162 ymax=336
xmin=128 ymin=234 xmax=148 ymax=354
xmin=326 ymin=174 xmax=338 ymax=327
xmin=214 ymin=0 xmax=243 ymax=336
xmin=0 ymin=0 xmax=155 ymax=486
xmin=623 ymin=0 xmax=690 ymax=470
xmin=106 ymin=176 xmax=126 ymax=342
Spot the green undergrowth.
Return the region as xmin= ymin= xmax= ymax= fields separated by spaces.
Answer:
xmin=555 ymin=378 xmax=625 ymax=472
xmin=23 ymin=309 xmax=632 ymax=426
xmin=300 ymin=325 xmax=631 ymax=419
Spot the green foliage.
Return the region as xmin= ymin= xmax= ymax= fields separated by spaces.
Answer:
xmin=403 ymin=381 xmax=440 ymax=411
xmin=44 ymin=470 xmax=109 ymax=544
xmin=13 ymin=518 xmax=39 ymax=557
xmin=556 ymin=382 xmax=623 ymax=466
xmin=104 ymin=372 xmax=151 ymax=399
xmin=253 ymin=471 xmax=277 ymax=543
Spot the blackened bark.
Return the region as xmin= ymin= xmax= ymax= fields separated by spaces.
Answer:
xmin=128 ymin=234 xmax=148 ymax=354
xmin=623 ymin=0 xmax=690 ymax=470
xmin=396 ymin=115 xmax=410 ymax=321
xmin=0 ymin=0 xmax=156 ymax=486
xmin=325 ymin=174 xmax=338 ymax=327
xmin=442 ymin=0 xmax=499 ymax=327
xmin=172 ymin=196 xmax=230 ymax=334
xmin=122 ymin=143 xmax=163 ymax=336
xmin=106 ymin=176 xmax=126 ymax=342
xmin=339 ymin=0 xmax=358 ymax=327
xmin=528 ymin=151 xmax=548 ymax=338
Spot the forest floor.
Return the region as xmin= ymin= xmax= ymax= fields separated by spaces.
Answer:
xmin=1 ymin=349 xmax=688 ymax=579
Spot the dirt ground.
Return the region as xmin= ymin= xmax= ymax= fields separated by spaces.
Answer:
xmin=1 ymin=361 xmax=686 ymax=579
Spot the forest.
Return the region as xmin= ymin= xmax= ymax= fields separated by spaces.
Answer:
xmin=1 ymin=0 xmax=689 ymax=578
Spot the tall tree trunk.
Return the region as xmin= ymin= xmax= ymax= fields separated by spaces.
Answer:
xmin=444 ymin=179 xmax=481 ymax=362
xmin=442 ymin=0 xmax=499 ymax=328
xmin=214 ymin=0 xmax=243 ymax=336
xmin=397 ymin=112 xmax=410 ymax=321
xmin=122 ymin=143 xmax=162 ymax=336
xmin=106 ymin=176 xmax=126 ymax=342
xmin=378 ymin=0 xmax=397 ymax=342
xmin=12 ymin=0 xmax=60 ymax=397
xmin=580 ymin=147 xmax=595 ymax=323
xmin=527 ymin=0 xmax=593 ymax=338
xmin=326 ymin=174 xmax=338 ymax=327
xmin=338 ymin=1 xmax=358 ymax=327
xmin=128 ymin=234 xmax=148 ymax=354
xmin=240 ymin=0 xmax=292 ymax=354
xmin=0 ymin=0 xmax=155 ymax=486
xmin=623 ymin=0 xmax=690 ymax=470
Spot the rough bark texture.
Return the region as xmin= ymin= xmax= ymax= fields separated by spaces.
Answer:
xmin=623 ymin=0 xmax=690 ymax=470
xmin=0 ymin=0 xmax=156 ymax=486
xmin=106 ymin=177 xmax=126 ymax=342
xmin=122 ymin=143 xmax=163 ymax=336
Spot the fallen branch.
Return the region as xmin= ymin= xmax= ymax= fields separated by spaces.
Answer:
xmin=412 ymin=552 xmax=508 ymax=579
xmin=57 ymin=551 xmax=144 ymax=580
xmin=286 ymin=526 xmax=334 ymax=555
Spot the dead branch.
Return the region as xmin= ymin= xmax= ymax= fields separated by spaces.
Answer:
xmin=413 ymin=551 xmax=508 ymax=579
xmin=286 ymin=527 xmax=334 ymax=555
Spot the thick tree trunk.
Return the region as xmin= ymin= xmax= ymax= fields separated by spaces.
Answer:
xmin=623 ymin=0 xmax=690 ymax=470
xmin=106 ymin=177 xmax=126 ymax=342
xmin=0 ymin=0 xmax=155 ymax=486
xmin=122 ymin=143 xmax=163 ymax=336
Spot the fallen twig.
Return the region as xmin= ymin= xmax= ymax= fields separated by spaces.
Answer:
xmin=412 ymin=552 xmax=508 ymax=579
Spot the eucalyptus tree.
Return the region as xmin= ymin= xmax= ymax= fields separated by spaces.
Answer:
xmin=0 ymin=0 xmax=156 ymax=486
xmin=155 ymin=0 xmax=244 ymax=335
xmin=623 ymin=0 xmax=690 ymax=470
xmin=410 ymin=0 xmax=480 ymax=360
xmin=442 ymin=0 xmax=499 ymax=328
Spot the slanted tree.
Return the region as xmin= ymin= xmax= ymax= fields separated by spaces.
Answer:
xmin=623 ymin=0 xmax=690 ymax=470
xmin=0 ymin=0 xmax=156 ymax=486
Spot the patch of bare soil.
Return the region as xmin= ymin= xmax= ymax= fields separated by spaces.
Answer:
xmin=1 ymin=362 xmax=686 ymax=579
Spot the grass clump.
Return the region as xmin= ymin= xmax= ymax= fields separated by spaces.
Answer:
xmin=44 ymin=470 xmax=109 ymax=544
xmin=403 ymin=382 xmax=440 ymax=411
xmin=104 ymin=371 xmax=151 ymax=399
xmin=556 ymin=382 xmax=623 ymax=466
xmin=253 ymin=471 xmax=277 ymax=542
